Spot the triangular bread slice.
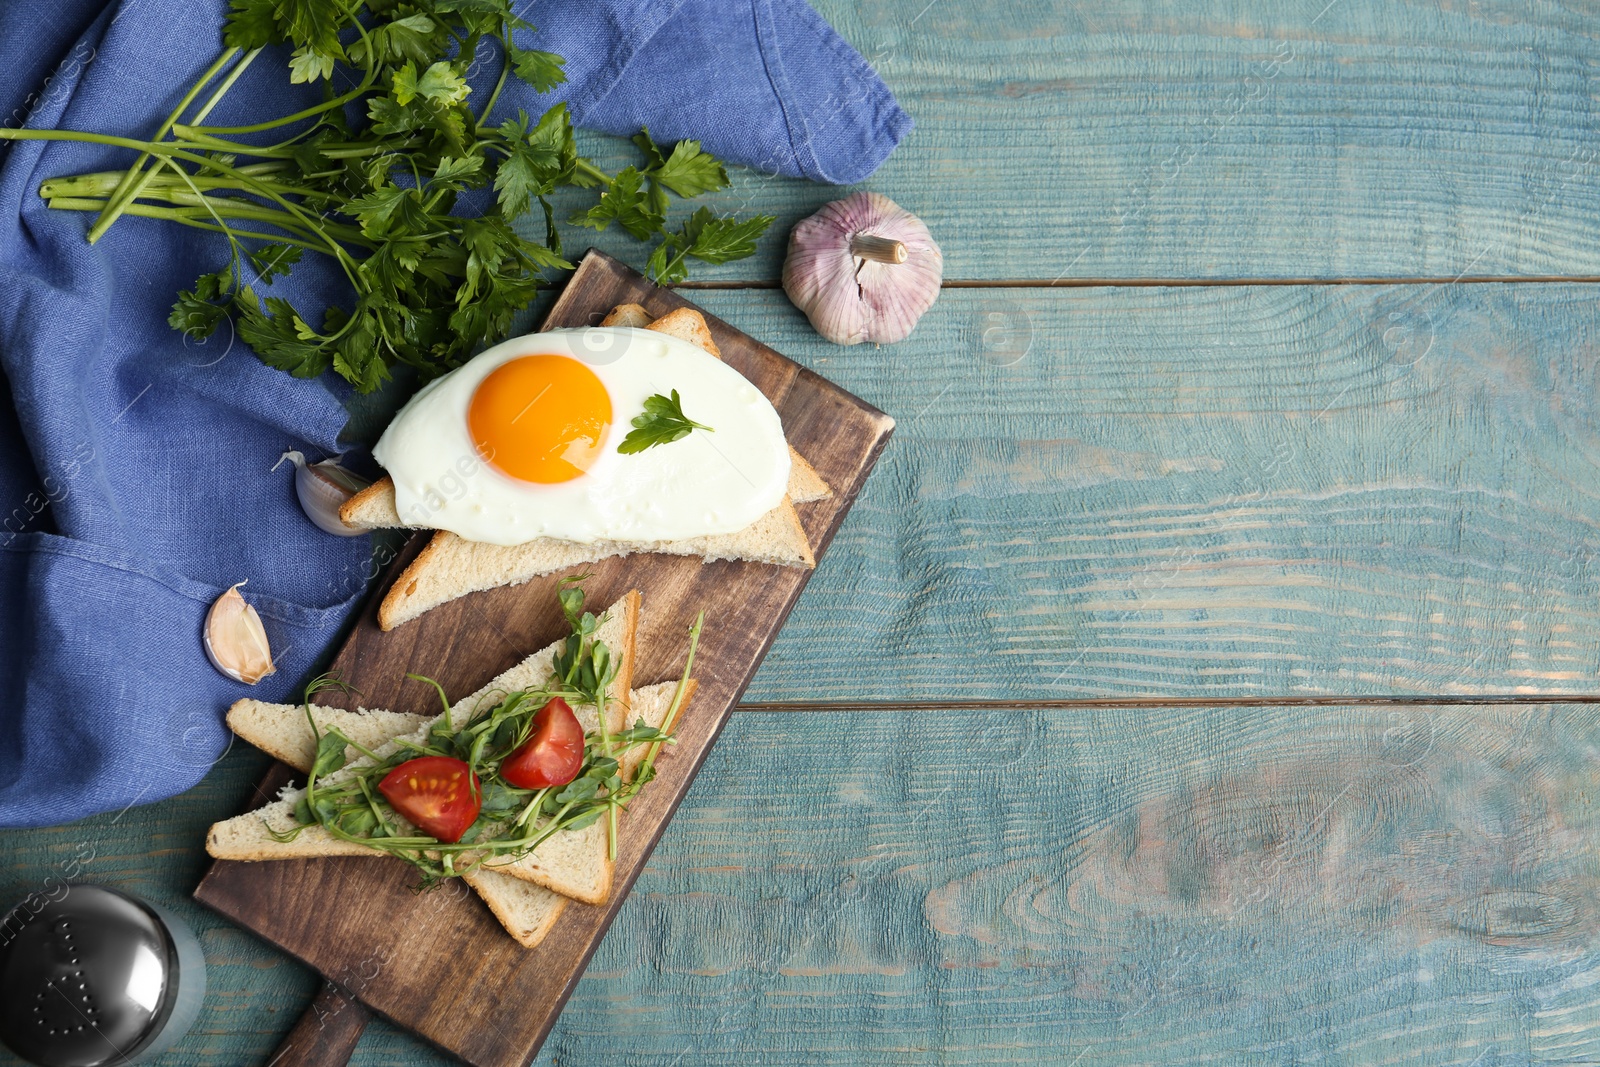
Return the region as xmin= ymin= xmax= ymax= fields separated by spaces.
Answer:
xmin=340 ymin=305 xmax=830 ymax=630
xmin=343 ymin=446 xmax=829 ymax=530
xmin=227 ymin=681 xmax=689 ymax=790
xmin=376 ymin=503 xmax=811 ymax=630
xmin=227 ymin=701 xmax=431 ymax=772
xmin=458 ymin=870 xmax=565 ymax=947
xmin=206 ymin=591 xmax=639 ymax=908
xmin=224 ymin=678 xmax=690 ymax=947
xmin=225 ymin=700 xmax=565 ymax=947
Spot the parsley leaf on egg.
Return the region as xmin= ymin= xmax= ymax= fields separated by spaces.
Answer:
xmin=617 ymin=390 xmax=713 ymax=454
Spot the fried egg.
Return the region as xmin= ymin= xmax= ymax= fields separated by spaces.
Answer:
xmin=373 ymin=327 xmax=791 ymax=546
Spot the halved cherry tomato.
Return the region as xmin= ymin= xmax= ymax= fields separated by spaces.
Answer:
xmin=499 ymin=697 xmax=585 ymax=790
xmin=378 ymin=756 xmax=480 ymax=843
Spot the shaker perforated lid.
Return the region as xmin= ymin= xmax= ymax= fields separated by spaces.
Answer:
xmin=0 ymin=885 xmax=183 ymax=1067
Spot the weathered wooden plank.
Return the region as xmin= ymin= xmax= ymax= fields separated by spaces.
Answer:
xmin=10 ymin=704 xmax=1599 ymax=1066
xmin=541 ymin=703 xmax=1600 ymax=1066
xmin=552 ymin=0 xmax=1600 ymax=282
xmin=670 ymin=284 xmax=1600 ymax=701
xmin=560 ymin=702 xmax=1600 ymax=1065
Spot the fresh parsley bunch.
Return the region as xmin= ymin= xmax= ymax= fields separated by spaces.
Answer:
xmin=8 ymin=0 xmax=776 ymax=392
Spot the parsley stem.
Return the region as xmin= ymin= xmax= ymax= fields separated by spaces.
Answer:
xmin=92 ymin=46 xmax=264 ymax=240
xmin=148 ymin=152 xmax=367 ymax=286
xmin=41 ymin=162 xmax=290 ymax=197
xmin=45 ymin=190 xmax=368 ymax=247
xmin=575 ymin=159 xmax=612 ymax=186
xmin=0 ymin=126 xmax=286 ymax=160
xmin=52 ymin=176 xmax=344 ymax=213
xmin=42 ymin=199 xmax=362 ymax=255
xmin=476 ymin=38 xmax=512 ymax=127
xmin=86 ymin=45 xmax=243 ymax=244
xmin=181 ymin=74 xmax=377 ymax=136
xmin=166 ymin=128 xmax=305 ymax=158
xmin=168 ymin=128 xmax=421 ymax=161
xmin=190 ymin=47 xmax=265 ymax=124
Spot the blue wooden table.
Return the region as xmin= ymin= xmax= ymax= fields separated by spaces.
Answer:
xmin=7 ymin=1 xmax=1600 ymax=1063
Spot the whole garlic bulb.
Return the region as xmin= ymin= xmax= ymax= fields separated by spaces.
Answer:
xmin=782 ymin=192 xmax=942 ymax=345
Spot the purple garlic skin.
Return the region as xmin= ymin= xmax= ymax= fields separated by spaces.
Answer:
xmin=782 ymin=192 xmax=943 ymax=345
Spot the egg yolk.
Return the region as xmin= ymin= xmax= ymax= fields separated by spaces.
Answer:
xmin=468 ymin=355 xmax=612 ymax=484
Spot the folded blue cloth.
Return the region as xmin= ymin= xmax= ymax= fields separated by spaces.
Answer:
xmin=0 ymin=0 xmax=909 ymax=827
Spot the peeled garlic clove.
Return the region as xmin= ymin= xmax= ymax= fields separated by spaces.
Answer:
xmin=204 ymin=581 xmax=276 ymax=685
xmin=274 ymin=450 xmax=369 ymax=536
xmin=782 ymin=191 xmax=943 ymax=345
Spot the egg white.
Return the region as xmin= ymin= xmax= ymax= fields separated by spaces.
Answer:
xmin=373 ymin=327 xmax=792 ymax=546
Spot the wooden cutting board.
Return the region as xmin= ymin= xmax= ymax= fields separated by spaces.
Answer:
xmin=193 ymin=250 xmax=894 ymax=1067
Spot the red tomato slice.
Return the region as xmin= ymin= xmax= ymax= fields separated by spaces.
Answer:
xmin=378 ymin=756 xmax=481 ymax=843
xmin=499 ymin=697 xmax=586 ymax=790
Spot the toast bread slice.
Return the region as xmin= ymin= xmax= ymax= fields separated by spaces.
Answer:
xmin=224 ymin=678 xmax=691 ymax=946
xmin=460 ymin=677 xmax=693 ymax=897
xmin=226 ymin=701 xmax=431 ymax=772
xmin=342 ymin=447 xmax=829 ymax=530
xmin=206 ymin=591 xmax=640 ymax=909
xmin=226 ymin=682 xmax=687 ymax=790
xmin=598 ymin=303 xmax=651 ymax=328
xmin=376 ymin=501 xmax=812 ymax=630
xmin=459 ymin=869 xmax=566 ymax=948
xmin=341 ymin=305 xmax=829 ymax=630
xmin=644 ymin=306 xmax=720 ymax=357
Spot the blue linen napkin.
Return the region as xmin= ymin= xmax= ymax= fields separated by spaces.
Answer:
xmin=0 ymin=0 xmax=909 ymax=828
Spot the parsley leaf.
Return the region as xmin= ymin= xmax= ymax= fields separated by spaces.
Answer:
xmin=507 ymin=42 xmax=566 ymax=93
xmin=169 ymin=292 xmax=227 ymax=337
xmin=288 ymin=45 xmax=337 ymax=84
xmin=494 ymin=105 xmax=576 ymax=218
xmin=617 ymin=390 xmax=713 ymax=454
xmin=248 ymin=243 xmax=301 ymax=282
xmin=651 ymin=138 xmax=730 ymax=198
xmin=570 ymin=166 xmax=665 ymax=241
xmin=391 ymin=60 xmax=470 ymax=107
xmin=349 ymin=14 xmax=441 ymax=67
xmin=222 ymin=0 xmax=278 ymax=49
xmin=647 ymin=207 xmax=776 ymax=284
xmin=678 ymin=208 xmax=775 ymax=263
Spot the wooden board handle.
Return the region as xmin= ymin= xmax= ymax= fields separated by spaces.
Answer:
xmin=265 ymin=982 xmax=369 ymax=1067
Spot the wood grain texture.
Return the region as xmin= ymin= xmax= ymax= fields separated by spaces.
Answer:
xmin=13 ymin=704 xmax=1596 ymax=1066
xmin=266 ymin=986 xmax=369 ymax=1067
xmin=553 ymin=0 xmax=1600 ymax=283
xmin=675 ymin=285 xmax=1600 ymax=702
xmin=541 ymin=703 xmax=1600 ymax=1066
xmin=191 ymin=252 xmax=894 ymax=1067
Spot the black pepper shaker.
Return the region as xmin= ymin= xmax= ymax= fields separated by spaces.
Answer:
xmin=0 ymin=884 xmax=206 ymax=1067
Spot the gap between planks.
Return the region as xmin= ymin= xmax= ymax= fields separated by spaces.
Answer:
xmin=736 ymin=694 xmax=1600 ymax=712
xmin=673 ymin=275 xmax=1600 ymax=290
